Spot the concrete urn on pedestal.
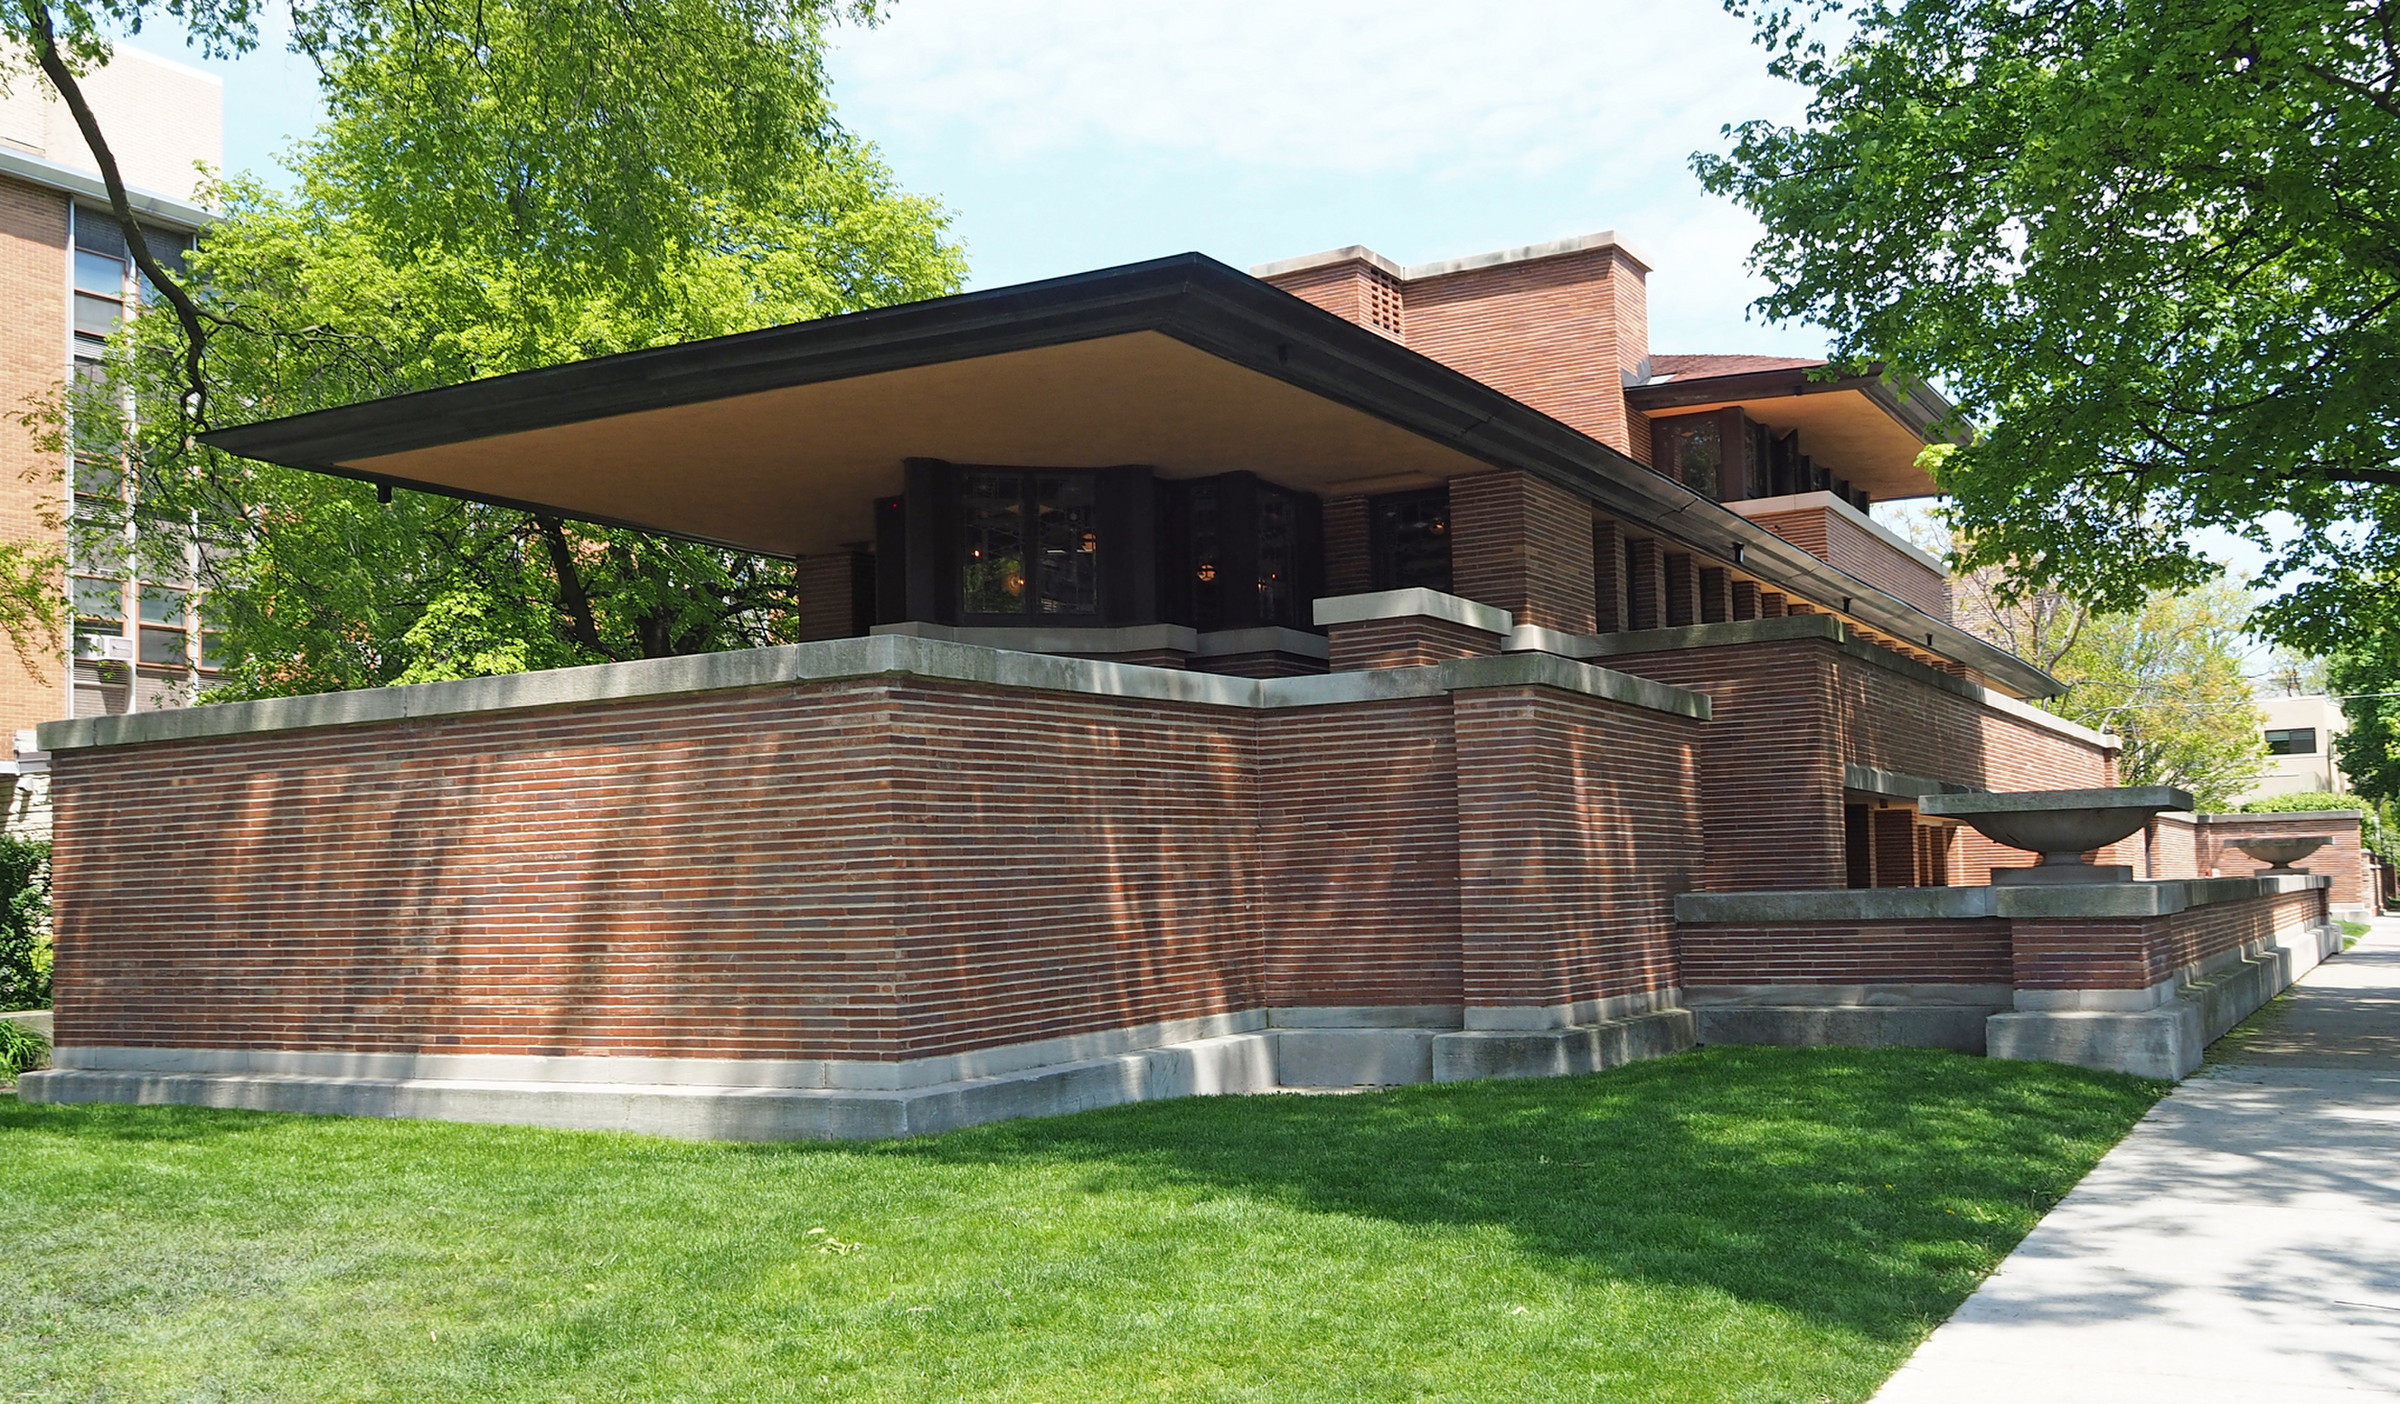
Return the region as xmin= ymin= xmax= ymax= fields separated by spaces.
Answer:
xmin=1919 ymin=786 xmax=2195 ymax=885
xmin=2230 ymin=835 xmax=2331 ymax=876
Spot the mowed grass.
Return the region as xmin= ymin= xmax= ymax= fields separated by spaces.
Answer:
xmin=0 ymin=1047 xmax=2163 ymax=1403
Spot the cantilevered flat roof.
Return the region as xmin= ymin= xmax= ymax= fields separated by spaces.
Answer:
xmin=1628 ymin=357 xmax=1960 ymax=502
xmin=200 ymin=253 xmax=2058 ymax=697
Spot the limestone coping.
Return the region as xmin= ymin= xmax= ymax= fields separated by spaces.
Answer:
xmin=1249 ymin=230 xmax=1655 ymax=282
xmin=1507 ymin=614 xmax=2118 ymax=752
xmin=36 ymin=631 xmax=1710 ymax=754
xmin=1674 ymin=873 xmax=2325 ymax=925
xmin=1313 ymin=588 xmax=1513 ymax=635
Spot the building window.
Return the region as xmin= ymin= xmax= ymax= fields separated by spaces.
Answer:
xmin=1370 ymin=488 xmax=1450 ymax=593
xmin=958 ymin=470 xmax=1100 ymax=620
xmin=2265 ymin=728 xmax=2317 ymax=756
xmin=1661 ymin=416 xmax=1722 ymax=498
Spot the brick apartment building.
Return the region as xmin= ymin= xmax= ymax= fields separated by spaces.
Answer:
xmin=0 ymin=48 xmax=220 ymax=828
xmin=23 ymin=232 xmax=2342 ymax=1133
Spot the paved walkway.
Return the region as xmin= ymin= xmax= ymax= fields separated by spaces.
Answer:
xmin=1876 ymin=917 xmax=2400 ymax=1402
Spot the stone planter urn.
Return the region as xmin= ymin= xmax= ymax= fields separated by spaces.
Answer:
xmin=2229 ymin=835 xmax=2330 ymax=875
xmin=1918 ymin=786 xmax=2194 ymax=885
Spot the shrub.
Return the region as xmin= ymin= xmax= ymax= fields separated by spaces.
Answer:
xmin=0 ymin=836 xmax=50 ymax=1011
xmin=0 ymin=1018 xmax=47 ymax=1076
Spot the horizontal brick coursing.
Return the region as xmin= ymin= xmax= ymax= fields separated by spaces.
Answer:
xmin=1678 ymin=920 xmax=2011 ymax=986
xmin=1745 ymin=505 xmax=1951 ymax=621
xmin=49 ymin=671 xmax=1704 ymax=1063
xmin=1327 ymin=617 xmax=1500 ymax=672
xmin=2010 ymin=889 xmax=2326 ymax=990
xmin=1450 ymin=471 xmax=1596 ymax=634
xmin=1454 ymin=688 xmax=1702 ymax=1009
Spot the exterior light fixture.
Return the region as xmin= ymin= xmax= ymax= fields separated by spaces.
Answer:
xmin=1731 ymin=543 xmax=1745 ymax=566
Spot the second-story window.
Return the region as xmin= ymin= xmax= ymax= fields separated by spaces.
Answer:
xmin=2265 ymin=728 xmax=2317 ymax=756
xmin=1370 ymin=488 xmax=1451 ymax=593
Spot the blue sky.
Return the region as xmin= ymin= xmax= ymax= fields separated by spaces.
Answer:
xmin=125 ymin=0 xmax=1823 ymax=358
xmin=120 ymin=0 xmax=2280 ymax=603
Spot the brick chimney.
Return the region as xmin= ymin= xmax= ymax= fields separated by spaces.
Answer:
xmin=1252 ymin=233 xmax=1652 ymax=457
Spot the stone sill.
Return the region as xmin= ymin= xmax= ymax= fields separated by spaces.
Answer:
xmin=1675 ymin=874 xmax=2326 ymax=925
xmin=38 ymin=632 xmax=1710 ymax=754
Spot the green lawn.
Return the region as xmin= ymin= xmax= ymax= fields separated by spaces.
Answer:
xmin=0 ymin=1047 xmax=2162 ymax=1403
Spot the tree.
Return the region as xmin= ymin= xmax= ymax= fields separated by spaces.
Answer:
xmin=1694 ymin=0 xmax=2400 ymax=654
xmin=33 ymin=0 xmax=964 ymax=693
xmin=2052 ymin=583 xmax=2267 ymax=808
xmin=2331 ymin=641 xmax=2400 ymax=804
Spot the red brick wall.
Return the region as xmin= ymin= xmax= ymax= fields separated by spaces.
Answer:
xmin=1453 ymin=687 xmax=1702 ymax=1010
xmin=1604 ymin=642 xmax=1847 ymax=891
xmin=878 ymin=683 xmax=1262 ymax=1056
xmin=2197 ymin=812 xmax=2367 ymax=909
xmin=2011 ymin=889 xmax=2326 ymax=990
xmin=48 ymin=668 xmax=1708 ymax=1063
xmin=1678 ymin=920 xmax=2012 ymax=986
xmin=1327 ymin=617 xmax=1499 ymax=671
xmin=1260 ymin=259 xmax=1403 ymax=340
xmin=1399 ymin=248 xmax=1644 ymax=454
xmin=1449 ymin=471 xmax=1595 ymax=633
xmin=1611 ymin=635 xmax=2119 ymax=891
xmin=0 ymin=176 xmax=68 ymax=740
xmin=1257 ymin=697 xmax=1461 ymax=1008
xmin=1744 ymin=503 xmax=1950 ymax=620
xmin=2148 ymin=818 xmax=2199 ymax=880
xmin=795 ymin=552 xmax=866 ymax=642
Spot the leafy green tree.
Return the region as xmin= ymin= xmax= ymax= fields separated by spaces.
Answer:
xmin=0 ymin=837 xmax=51 ymax=1012
xmin=32 ymin=0 xmax=963 ymax=693
xmin=1956 ymin=575 xmax=2267 ymax=807
xmin=2330 ymin=643 xmax=2400 ymax=805
xmin=1695 ymin=0 xmax=2400 ymax=653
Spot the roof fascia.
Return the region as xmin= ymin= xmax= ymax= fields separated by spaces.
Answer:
xmin=199 ymin=253 xmax=2051 ymax=695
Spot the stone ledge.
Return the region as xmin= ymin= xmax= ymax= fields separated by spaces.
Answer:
xmin=1676 ymin=874 xmax=2324 ymax=925
xmin=38 ymin=631 xmax=1712 ymax=753
xmin=1313 ymin=588 xmax=1512 ymax=635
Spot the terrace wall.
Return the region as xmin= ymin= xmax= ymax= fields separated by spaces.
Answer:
xmin=44 ymin=647 xmax=1708 ymax=1067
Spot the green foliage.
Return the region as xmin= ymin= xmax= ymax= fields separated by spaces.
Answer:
xmin=1997 ymin=581 xmax=2266 ymax=809
xmin=2329 ymin=639 xmax=2400 ymax=806
xmin=47 ymin=0 xmax=963 ymax=696
xmin=1696 ymin=0 xmax=2400 ymax=657
xmin=0 ymin=838 xmax=51 ymax=1012
xmin=0 ymin=1048 xmax=2162 ymax=1400
xmin=0 ymin=1020 xmax=48 ymax=1077
xmin=2240 ymin=790 xmax=2365 ymax=812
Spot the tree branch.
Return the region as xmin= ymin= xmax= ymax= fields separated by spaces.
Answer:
xmin=532 ymin=514 xmax=606 ymax=654
xmin=22 ymin=0 xmax=215 ymax=424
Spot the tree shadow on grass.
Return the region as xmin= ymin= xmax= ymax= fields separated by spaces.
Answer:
xmin=1 ymin=1047 xmax=2164 ymax=1346
xmin=874 ymin=1045 xmax=2165 ymax=1342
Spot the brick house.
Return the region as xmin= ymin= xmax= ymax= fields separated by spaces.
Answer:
xmin=22 ymin=233 xmax=2336 ymax=1134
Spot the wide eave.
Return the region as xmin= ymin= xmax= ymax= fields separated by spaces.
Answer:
xmin=199 ymin=253 xmax=2055 ymax=697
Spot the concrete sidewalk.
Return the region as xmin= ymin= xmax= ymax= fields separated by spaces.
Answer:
xmin=1875 ymin=916 xmax=2400 ymax=1402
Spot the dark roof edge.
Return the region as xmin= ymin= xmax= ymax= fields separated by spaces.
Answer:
xmin=198 ymin=252 xmax=2045 ymax=695
xmin=1626 ymin=363 xmax=1965 ymax=446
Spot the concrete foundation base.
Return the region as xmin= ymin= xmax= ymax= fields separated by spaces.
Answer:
xmin=1430 ymin=1008 xmax=1696 ymax=1081
xmin=21 ymin=1001 xmax=1697 ymax=1140
xmin=1695 ymin=1004 xmax=1997 ymax=1053
xmin=1987 ymin=921 xmax=2342 ymax=1079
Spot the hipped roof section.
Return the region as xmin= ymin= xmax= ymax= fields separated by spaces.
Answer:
xmin=198 ymin=252 xmax=2056 ymax=697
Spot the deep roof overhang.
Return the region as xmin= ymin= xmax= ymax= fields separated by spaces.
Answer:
xmin=1626 ymin=365 xmax=1960 ymax=503
xmin=199 ymin=252 xmax=2057 ymax=697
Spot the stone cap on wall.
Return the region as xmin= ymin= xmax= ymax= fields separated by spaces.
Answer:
xmin=1675 ymin=873 xmax=2325 ymax=925
xmin=37 ymin=631 xmax=1711 ymax=754
xmin=1314 ymin=588 xmax=1513 ymax=635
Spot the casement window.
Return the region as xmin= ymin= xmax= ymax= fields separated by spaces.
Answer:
xmin=2264 ymin=728 xmax=2318 ymax=756
xmin=957 ymin=470 xmax=1101 ymax=620
xmin=1369 ymin=488 xmax=1451 ymax=593
xmin=1169 ymin=473 xmax=1320 ymax=632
